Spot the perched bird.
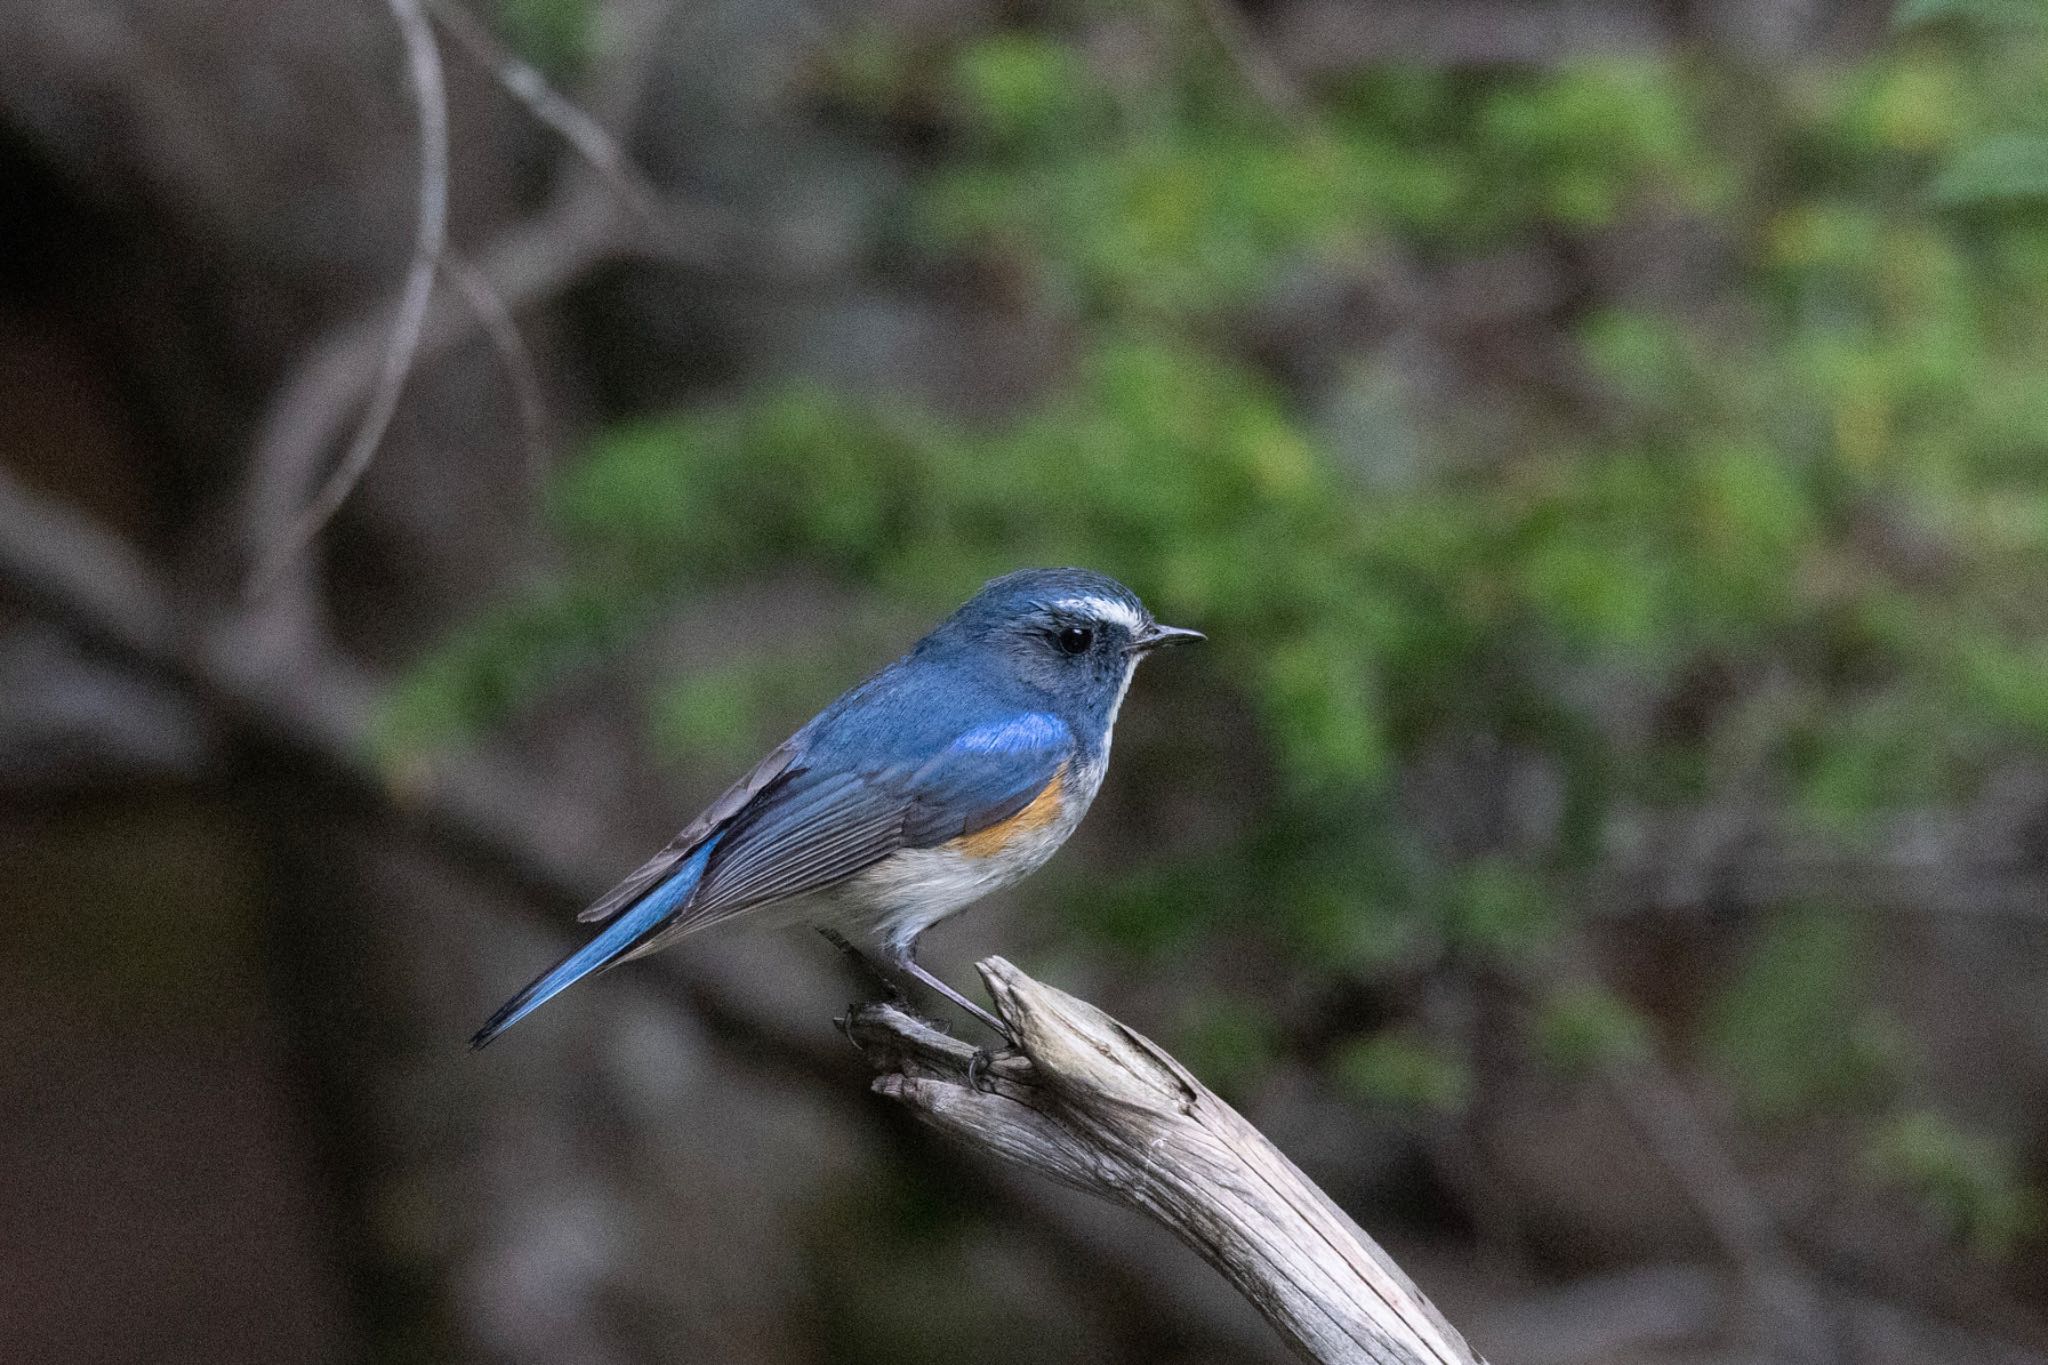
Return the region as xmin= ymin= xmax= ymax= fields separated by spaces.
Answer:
xmin=472 ymin=568 xmax=1201 ymax=1049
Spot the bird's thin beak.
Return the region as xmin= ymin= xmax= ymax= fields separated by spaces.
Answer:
xmin=1129 ymin=623 xmax=1205 ymax=654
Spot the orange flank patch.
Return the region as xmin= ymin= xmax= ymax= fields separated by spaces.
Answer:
xmin=954 ymin=765 xmax=1067 ymax=858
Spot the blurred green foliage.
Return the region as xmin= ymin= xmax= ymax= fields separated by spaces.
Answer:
xmin=1335 ymin=1032 xmax=1473 ymax=1114
xmin=492 ymin=0 xmax=592 ymax=77
xmin=1534 ymin=984 xmax=1651 ymax=1075
xmin=395 ymin=1 xmax=2048 ymax=1257
xmin=1706 ymin=906 xmax=1891 ymax=1118
xmin=1865 ymin=1110 xmax=2044 ymax=1256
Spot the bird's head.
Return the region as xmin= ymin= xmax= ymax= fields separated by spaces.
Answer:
xmin=931 ymin=568 xmax=1203 ymax=723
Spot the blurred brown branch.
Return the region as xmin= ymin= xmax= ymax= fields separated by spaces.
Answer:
xmin=429 ymin=0 xmax=663 ymax=225
xmin=244 ymin=0 xmax=450 ymax=602
xmin=1468 ymin=1261 xmax=2048 ymax=1365
xmin=1593 ymin=1018 xmax=1840 ymax=1363
xmin=441 ymin=249 xmax=553 ymax=493
xmin=850 ymin=959 xmax=1486 ymax=1365
xmin=235 ymin=0 xmax=753 ymax=640
xmin=0 ymin=463 xmax=1288 ymax=1364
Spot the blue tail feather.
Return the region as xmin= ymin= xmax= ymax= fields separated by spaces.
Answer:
xmin=470 ymin=837 xmax=719 ymax=1049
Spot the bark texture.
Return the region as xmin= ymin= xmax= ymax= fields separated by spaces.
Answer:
xmin=848 ymin=958 xmax=1487 ymax=1365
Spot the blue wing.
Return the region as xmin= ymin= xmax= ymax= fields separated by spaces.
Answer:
xmin=471 ymin=687 xmax=1073 ymax=1045
xmin=575 ymin=735 xmax=803 ymax=925
xmin=660 ymin=708 xmax=1074 ymax=932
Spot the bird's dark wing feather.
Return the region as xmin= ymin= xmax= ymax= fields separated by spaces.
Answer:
xmin=671 ymin=710 xmax=1076 ymax=931
xmin=576 ymin=735 xmax=803 ymax=924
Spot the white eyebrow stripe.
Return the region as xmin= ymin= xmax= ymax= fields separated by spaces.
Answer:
xmin=1049 ymin=596 xmax=1146 ymax=634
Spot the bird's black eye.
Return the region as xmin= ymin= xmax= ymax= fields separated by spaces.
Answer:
xmin=1057 ymin=626 xmax=1093 ymax=656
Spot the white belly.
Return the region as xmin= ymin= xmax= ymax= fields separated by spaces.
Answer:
xmin=823 ymin=754 xmax=1106 ymax=955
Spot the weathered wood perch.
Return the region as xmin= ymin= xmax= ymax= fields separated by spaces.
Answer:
xmin=845 ymin=957 xmax=1488 ymax=1365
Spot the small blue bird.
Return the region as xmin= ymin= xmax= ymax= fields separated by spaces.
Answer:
xmin=472 ymin=568 xmax=1201 ymax=1048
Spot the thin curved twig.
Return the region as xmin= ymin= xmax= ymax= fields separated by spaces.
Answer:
xmin=441 ymin=250 xmax=552 ymax=494
xmin=245 ymin=0 xmax=450 ymax=602
xmin=429 ymin=0 xmax=662 ymax=226
xmin=1191 ymin=0 xmax=1310 ymax=123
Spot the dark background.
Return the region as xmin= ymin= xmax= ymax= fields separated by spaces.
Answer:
xmin=4 ymin=1 xmax=2048 ymax=1362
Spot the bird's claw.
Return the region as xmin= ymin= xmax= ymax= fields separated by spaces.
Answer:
xmin=835 ymin=1005 xmax=865 ymax=1051
xmin=966 ymin=1046 xmax=1000 ymax=1094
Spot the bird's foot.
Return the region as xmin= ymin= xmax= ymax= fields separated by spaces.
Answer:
xmin=834 ymin=1005 xmax=867 ymax=1051
xmin=966 ymin=1046 xmax=1000 ymax=1094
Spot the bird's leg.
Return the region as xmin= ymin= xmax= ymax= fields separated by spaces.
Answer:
xmin=962 ymin=1045 xmax=1008 ymax=1095
xmin=887 ymin=947 xmax=1017 ymax=1050
xmin=817 ymin=926 xmax=905 ymax=1003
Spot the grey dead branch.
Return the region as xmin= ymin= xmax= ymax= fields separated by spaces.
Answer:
xmin=848 ymin=958 xmax=1486 ymax=1365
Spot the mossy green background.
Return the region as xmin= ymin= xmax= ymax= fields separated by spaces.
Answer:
xmin=409 ymin=0 xmax=2048 ymax=1265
